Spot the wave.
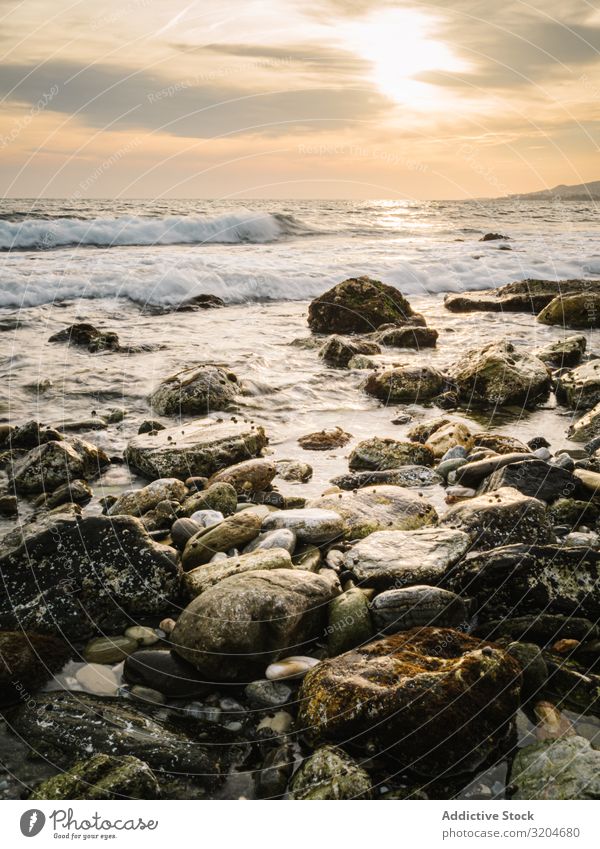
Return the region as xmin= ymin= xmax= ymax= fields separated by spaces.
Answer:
xmin=0 ymin=209 xmax=315 ymax=251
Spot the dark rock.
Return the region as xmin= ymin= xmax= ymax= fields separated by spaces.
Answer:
xmin=0 ymin=495 xmax=18 ymax=517
xmin=31 ymin=754 xmax=161 ymax=800
xmin=331 ymin=466 xmax=442 ymax=490
xmin=364 ymin=365 xmax=444 ymax=403
xmin=6 ymin=421 xmax=63 ymax=448
xmin=477 ymin=459 xmax=580 ymax=503
xmin=138 ymin=420 xmax=165 ymax=435
xmin=0 ymin=631 xmax=71 ymax=707
xmin=473 ymin=614 xmax=598 ymax=646
xmin=257 ymin=744 xmax=295 ymax=799
xmin=288 ymin=746 xmax=372 ymax=800
xmin=307 ymin=276 xmax=420 ymax=334
xmin=448 ymin=543 xmax=600 ymax=621
xmin=123 ymin=649 xmax=210 ymax=698
xmin=245 ymin=679 xmax=293 ymax=708
xmin=48 ymin=323 xmax=120 ymax=352
xmin=505 ymin=642 xmax=548 ymax=701
xmin=440 ymin=487 xmax=554 ymax=549
xmin=480 ymin=233 xmax=509 ymax=241
xmin=9 ymin=692 xmax=242 ymax=783
xmin=319 ymin=335 xmax=381 ymax=368
xmin=444 ymin=279 xmax=600 ymax=314
xmin=297 ymin=427 xmax=351 ymax=450
xmin=536 ymin=334 xmax=586 ymax=368
xmin=327 ymin=587 xmax=373 ymax=655
xmin=0 ymin=513 xmax=181 ymax=638
xmin=171 ymin=517 xmax=201 ymax=549
xmin=9 ymin=437 xmax=109 ymax=494
xmin=149 ymin=364 xmax=239 ymax=416
xmin=374 ymin=325 xmax=438 ymax=349
xmin=42 ymin=479 xmax=93 ymax=508
xmin=510 ymin=736 xmax=600 ymax=799
xmin=298 ymin=628 xmax=521 ymax=775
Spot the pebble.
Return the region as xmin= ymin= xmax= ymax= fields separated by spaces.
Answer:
xmin=266 ymin=656 xmax=320 ymax=680
xmin=257 ymin=711 xmax=293 ymax=734
xmin=185 ymin=476 xmax=208 ymax=491
xmin=190 ymin=509 xmax=224 ymax=528
xmin=532 ymin=447 xmax=552 ymax=461
xmin=124 ymin=626 xmax=160 ymax=646
xmin=130 ymin=685 xmax=166 ymax=705
xmin=436 ymin=457 xmax=468 ymax=479
xmin=171 ymin=517 xmax=201 ymax=549
xmin=445 ymin=486 xmax=476 ymax=503
xmin=75 ymin=663 xmax=119 ymax=696
xmin=552 ymin=639 xmax=580 ymax=654
xmin=83 ymin=636 xmax=138 ymax=664
xmin=244 ymin=528 xmax=297 ymax=555
xmin=159 ymin=618 xmax=177 ymax=635
xmin=245 ymin=679 xmax=293 ymax=708
xmin=441 ymin=445 xmax=468 ymax=461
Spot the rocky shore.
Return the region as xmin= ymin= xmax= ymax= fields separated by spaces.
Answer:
xmin=1 ymin=275 xmax=600 ymax=800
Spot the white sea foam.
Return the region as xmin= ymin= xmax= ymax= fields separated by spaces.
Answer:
xmin=0 ymin=209 xmax=306 ymax=250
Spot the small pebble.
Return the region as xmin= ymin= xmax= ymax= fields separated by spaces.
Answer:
xmin=266 ymin=656 xmax=320 ymax=680
xmin=124 ymin=625 xmax=160 ymax=646
xmin=130 ymin=685 xmax=166 ymax=705
xmin=159 ymin=618 xmax=177 ymax=635
xmin=245 ymin=679 xmax=293 ymax=708
xmin=552 ymin=639 xmax=580 ymax=654
xmin=84 ymin=635 xmax=138 ymax=664
xmin=257 ymin=711 xmax=293 ymax=734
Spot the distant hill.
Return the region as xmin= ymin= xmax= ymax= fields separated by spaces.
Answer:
xmin=510 ymin=180 xmax=600 ymax=200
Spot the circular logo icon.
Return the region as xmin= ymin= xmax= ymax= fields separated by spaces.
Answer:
xmin=20 ymin=810 xmax=46 ymax=837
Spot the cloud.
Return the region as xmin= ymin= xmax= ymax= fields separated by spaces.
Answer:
xmin=0 ymin=59 xmax=390 ymax=138
xmin=174 ymin=41 xmax=369 ymax=75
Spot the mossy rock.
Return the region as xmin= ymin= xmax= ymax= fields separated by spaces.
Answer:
xmin=308 ymin=276 xmax=420 ymax=334
xmin=537 ymin=293 xmax=600 ymax=329
xmin=364 ymin=365 xmax=444 ymax=403
xmin=31 ymin=754 xmax=160 ymax=800
xmin=289 ymin=746 xmax=372 ymax=799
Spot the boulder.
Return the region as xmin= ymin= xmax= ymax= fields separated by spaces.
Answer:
xmin=331 ymin=466 xmax=442 ymax=490
xmin=319 ymin=336 xmax=381 ymax=368
xmin=181 ymin=511 xmax=262 ymax=569
xmin=348 ymin=437 xmax=434 ymax=470
xmin=298 ymin=628 xmax=521 ymax=775
xmin=9 ymin=437 xmax=109 ymax=494
xmin=440 ymin=487 xmax=553 ymax=549
xmin=308 ymin=276 xmax=420 ymax=334
xmin=183 ymin=547 xmax=293 ymax=597
xmin=364 ymin=365 xmax=444 ymax=403
xmin=209 ymin=458 xmax=276 ymax=493
xmin=261 ymin=508 xmax=344 ymax=545
xmin=370 ymin=586 xmax=467 ymax=634
xmin=568 ymin=402 xmax=600 ymax=441
xmin=447 ymin=339 xmax=550 ymax=408
xmin=31 ymin=754 xmax=160 ymax=800
xmin=245 ymin=528 xmax=297 ymax=554
xmin=171 ymin=569 xmax=340 ymax=680
xmin=149 ymin=364 xmax=239 ymax=416
xmin=0 ymin=513 xmax=181 ymax=638
xmin=0 ymin=631 xmax=71 ymax=707
xmin=510 ymin=736 xmax=600 ymax=799
xmin=308 ymin=486 xmax=438 ymax=539
xmin=536 ymin=334 xmax=586 ymax=368
xmin=556 ymin=360 xmax=600 ymax=409
xmin=448 ymin=544 xmax=600 ymax=622
xmin=537 ymin=293 xmax=600 ymax=328
xmin=444 ymin=279 xmax=600 ymax=314
xmin=344 ymin=527 xmax=471 ymax=590
xmin=374 ymin=326 xmax=438 ymax=349
xmin=124 ymin=419 xmax=268 ymax=480
xmin=9 ymin=692 xmax=241 ymax=782
xmin=107 ymin=478 xmax=186 ymax=517
xmin=477 ymin=459 xmax=580 ymax=503
xmin=288 ymin=746 xmax=372 ymax=800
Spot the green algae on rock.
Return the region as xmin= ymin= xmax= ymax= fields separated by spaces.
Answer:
xmin=307 ymin=276 xmax=420 ymax=334
xmin=289 ymin=745 xmax=373 ymax=800
xmin=31 ymin=754 xmax=161 ymax=800
xmin=348 ymin=436 xmax=435 ymax=470
xmin=364 ymin=365 xmax=444 ymax=403
xmin=509 ymin=736 xmax=600 ymax=799
xmin=298 ymin=627 xmax=521 ymax=776
xmin=537 ymin=293 xmax=600 ymax=329
xmin=149 ymin=364 xmax=239 ymax=416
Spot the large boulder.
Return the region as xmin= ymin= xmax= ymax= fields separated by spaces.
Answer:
xmin=308 ymin=486 xmax=438 ymax=539
xmin=171 ymin=569 xmax=340 ymax=680
xmin=9 ymin=437 xmax=109 ymax=494
xmin=107 ymin=478 xmax=186 ymax=517
xmin=344 ymin=527 xmax=471 ymax=590
xmin=440 ymin=487 xmax=553 ymax=549
xmin=124 ymin=419 xmax=268 ymax=480
xmin=444 ymin=279 xmax=600 ymax=313
xmin=364 ymin=365 xmax=444 ymax=403
xmin=9 ymin=692 xmax=241 ymax=783
xmin=510 ymin=736 xmax=600 ymax=800
xmin=319 ymin=336 xmax=381 ymax=368
xmin=348 ymin=437 xmax=434 ymax=470
xmin=537 ymin=293 xmax=600 ymax=328
xmin=48 ymin=322 xmax=121 ymax=352
xmin=448 ymin=544 xmax=600 ymax=621
xmin=0 ymin=631 xmax=71 ymax=707
xmin=0 ymin=513 xmax=181 ymax=638
xmin=308 ymin=277 xmax=420 ymax=334
xmin=556 ymin=360 xmax=600 ymax=409
xmin=149 ymin=364 xmax=239 ymax=416
xmin=447 ymin=339 xmax=551 ymax=408
xmin=298 ymin=628 xmax=521 ymax=775
xmin=183 ymin=547 xmax=292 ymax=597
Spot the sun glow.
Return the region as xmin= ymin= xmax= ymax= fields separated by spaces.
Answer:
xmin=343 ymin=9 xmax=468 ymax=109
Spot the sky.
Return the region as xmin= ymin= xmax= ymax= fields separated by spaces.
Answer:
xmin=0 ymin=0 xmax=599 ymax=199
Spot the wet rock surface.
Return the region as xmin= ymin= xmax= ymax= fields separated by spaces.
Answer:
xmin=308 ymin=276 xmax=419 ymax=334
xmin=150 ymin=364 xmax=239 ymax=416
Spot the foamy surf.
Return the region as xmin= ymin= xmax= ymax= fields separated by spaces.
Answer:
xmin=0 ymin=209 xmax=312 ymax=250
